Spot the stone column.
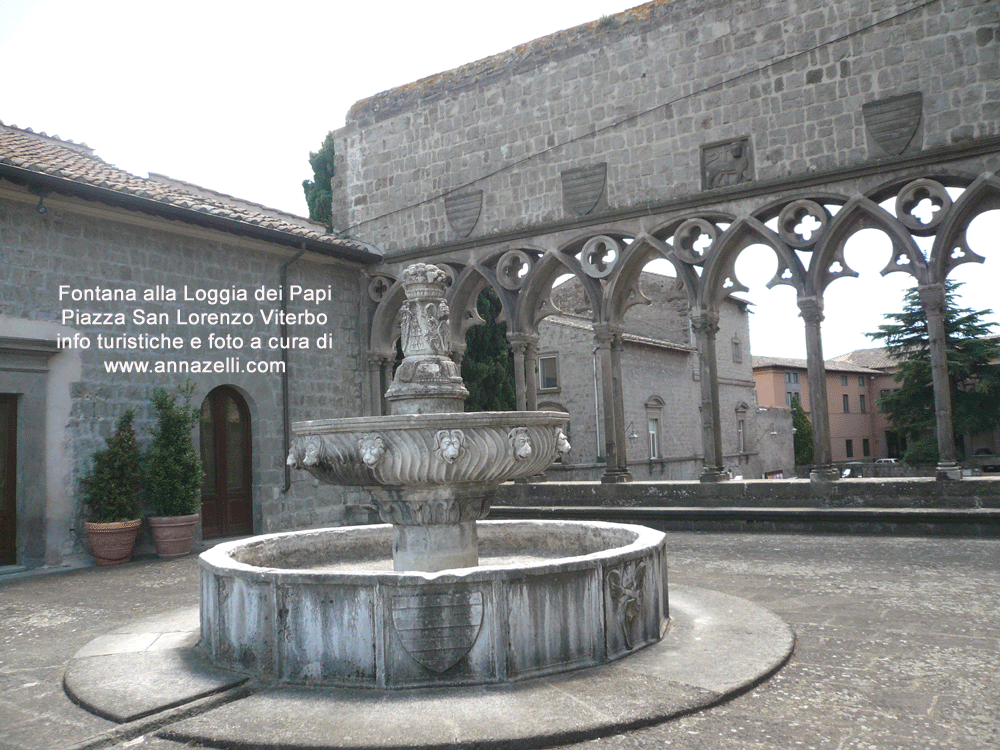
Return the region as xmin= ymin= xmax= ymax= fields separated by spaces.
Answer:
xmin=798 ymin=297 xmax=839 ymax=481
xmin=595 ymin=325 xmax=632 ymax=483
xmin=508 ymin=334 xmax=528 ymax=411
xmin=367 ymin=353 xmax=388 ymax=416
xmin=918 ymin=283 xmax=962 ymax=480
xmin=524 ymin=335 xmax=539 ymax=411
xmin=691 ymin=312 xmax=727 ymax=482
xmin=610 ymin=331 xmax=631 ymax=478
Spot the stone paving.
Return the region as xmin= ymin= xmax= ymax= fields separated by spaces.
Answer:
xmin=1 ymin=532 xmax=998 ymax=750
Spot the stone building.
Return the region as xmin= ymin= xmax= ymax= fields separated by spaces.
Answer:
xmin=0 ymin=123 xmax=379 ymax=569
xmin=538 ymin=272 xmax=766 ymax=479
xmin=338 ymin=0 xmax=999 ymax=482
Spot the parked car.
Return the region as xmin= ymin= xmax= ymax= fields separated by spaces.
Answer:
xmin=875 ymin=458 xmax=899 ymax=464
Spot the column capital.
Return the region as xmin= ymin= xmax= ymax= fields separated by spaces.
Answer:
xmin=797 ymin=296 xmax=825 ymax=325
xmin=917 ymin=283 xmax=947 ymax=314
xmin=689 ymin=311 xmax=720 ymax=335
xmin=592 ymin=323 xmax=623 ymax=347
xmin=367 ymin=352 xmax=389 ymax=369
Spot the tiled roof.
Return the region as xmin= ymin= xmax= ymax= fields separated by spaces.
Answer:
xmin=0 ymin=122 xmax=377 ymax=262
xmin=829 ymin=347 xmax=899 ymax=370
xmin=751 ymin=354 xmax=884 ymax=375
xmin=543 ymin=314 xmax=695 ymax=353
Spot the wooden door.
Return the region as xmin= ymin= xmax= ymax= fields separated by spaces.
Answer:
xmin=199 ymin=387 xmax=252 ymax=539
xmin=0 ymin=395 xmax=16 ymax=565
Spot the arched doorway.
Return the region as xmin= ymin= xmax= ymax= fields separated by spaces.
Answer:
xmin=199 ymin=387 xmax=252 ymax=539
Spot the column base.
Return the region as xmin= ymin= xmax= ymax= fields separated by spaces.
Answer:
xmin=392 ymin=521 xmax=478 ymax=572
xmin=809 ymin=466 xmax=841 ymax=482
xmin=699 ymin=468 xmax=729 ymax=483
xmin=935 ymin=462 xmax=963 ymax=481
xmin=601 ymin=469 xmax=634 ymax=484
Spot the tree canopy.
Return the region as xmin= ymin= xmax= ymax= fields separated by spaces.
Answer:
xmin=461 ymin=287 xmax=516 ymax=412
xmin=868 ymin=281 xmax=1000 ymax=462
xmin=302 ymin=132 xmax=336 ymax=229
xmin=790 ymin=395 xmax=814 ymax=467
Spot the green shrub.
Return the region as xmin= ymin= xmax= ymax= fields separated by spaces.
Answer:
xmin=146 ymin=382 xmax=204 ymax=517
xmin=81 ymin=410 xmax=142 ymax=523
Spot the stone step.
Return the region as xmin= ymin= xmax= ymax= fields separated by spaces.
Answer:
xmin=489 ymin=505 xmax=1000 ymax=536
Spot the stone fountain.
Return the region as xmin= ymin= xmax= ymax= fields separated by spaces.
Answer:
xmin=199 ymin=263 xmax=668 ymax=689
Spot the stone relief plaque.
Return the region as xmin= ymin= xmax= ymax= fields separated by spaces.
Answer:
xmin=444 ymin=190 xmax=483 ymax=238
xmin=561 ymin=162 xmax=607 ymax=215
xmin=700 ymin=136 xmax=754 ymax=191
xmin=390 ymin=590 xmax=484 ymax=672
xmin=862 ymin=92 xmax=923 ymax=157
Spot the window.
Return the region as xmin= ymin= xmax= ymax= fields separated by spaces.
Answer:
xmin=843 ymin=394 xmax=850 ymax=412
xmin=648 ymin=418 xmax=660 ymax=459
xmin=732 ymin=338 xmax=742 ymax=363
xmin=538 ymin=355 xmax=559 ymax=390
xmin=863 ymin=438 xmax=871 ymax=457
xmin=846 ymin=439 xmax=854 ymax=458
xmin=785 ymin=372 xmax=799 ymax=384
xmin=786 ymin=391 xmax=795 ymax=406
xmin=737 ymin=417 xmax=746 ymax=453
xmin=860 ymin=394 xmax=866 ymax=413
xmin=841 ymin=375 xmax=848 ymax=386
xmin=858 ymin=376 xmax=865 ymax=386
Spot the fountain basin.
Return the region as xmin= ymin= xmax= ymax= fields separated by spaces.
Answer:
xmin=288 ymin=411 xmax=569 ymax=489
xmin=199 ymin=520 xmax=668 ymax=689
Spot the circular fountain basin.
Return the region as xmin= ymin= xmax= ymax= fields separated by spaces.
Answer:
xmin=199 ymin=520 xmax=668 ymax=689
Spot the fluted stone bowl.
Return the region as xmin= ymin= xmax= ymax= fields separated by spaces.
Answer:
xmin=288 ymin=411 xmax=570 ymax=490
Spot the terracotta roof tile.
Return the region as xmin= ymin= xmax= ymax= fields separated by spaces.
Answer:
xmin=0 ymin=123 xmax=375 ymax=260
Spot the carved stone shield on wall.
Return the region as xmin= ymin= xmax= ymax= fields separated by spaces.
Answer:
xmin=561 ymin=162 xmax=607 ymax=215
xmin=444 ymin=190 xmax=483 ymax=238
xmin=391 ymin=590 xmax=484 ymax=672
xmin=862 ymin=92 xmax=923 ymax=156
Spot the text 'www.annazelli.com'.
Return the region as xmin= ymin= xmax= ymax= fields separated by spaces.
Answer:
xmin=102 ymin=358 xmax=286 ymax=374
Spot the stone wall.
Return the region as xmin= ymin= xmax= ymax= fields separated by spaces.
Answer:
xmin=331 ymin=0 xmax=999 ymax=253
xmin=535 ymin=285 xmax=763 ymax=479
xmin=1 ymin=189 xmax=369 ymax=564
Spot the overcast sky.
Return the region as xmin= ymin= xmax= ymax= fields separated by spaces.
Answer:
xmin=2 ymin=0 xmax=996 ymax=359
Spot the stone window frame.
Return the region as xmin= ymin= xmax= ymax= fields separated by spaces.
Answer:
xmin=537 ymin=353 xmax=560 ymax=392
xmin=735 ymin=401 xmax=750 ymax=454
xmin=731 ymin=336 xmax=742 ymax=363
xmin=644 ymin=396 xmax=665 ymax=460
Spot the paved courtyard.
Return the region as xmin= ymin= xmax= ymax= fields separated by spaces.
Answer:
xmin=1 ymin=532 xmax=997 ymax=750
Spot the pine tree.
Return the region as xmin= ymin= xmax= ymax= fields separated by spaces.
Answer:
xmin=790 ymin=396 xmax=814 ymax=467
xmin=302 ymin=132 xmax=336 ymax=229
xmin=461 ymin=287 xmax=516 ymax=412
xmin=868 ymin=281 xmax=1000 ymax=462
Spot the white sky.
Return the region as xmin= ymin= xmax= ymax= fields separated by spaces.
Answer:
xmin=2 ymin=0 xmax=996 ymax=359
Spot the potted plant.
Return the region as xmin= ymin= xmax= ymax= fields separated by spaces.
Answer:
xmin=81 ymin=410 xmax=143 ymax=565
xmin=146 ymin=382 xmax=204 ymax=557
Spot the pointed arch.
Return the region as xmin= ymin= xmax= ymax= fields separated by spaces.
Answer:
xmin=810 ymin=194 xmax=926 ymax=293
xmin=930 ymin=171 xmax=1000 ymax=281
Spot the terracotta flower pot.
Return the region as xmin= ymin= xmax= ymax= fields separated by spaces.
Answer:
xmin=84 ymin=518 xmax=142 ymax=566
xmin=148 ymin=513 xmax=200 ymax=557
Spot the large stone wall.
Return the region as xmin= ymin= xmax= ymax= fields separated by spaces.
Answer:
xmin=331 ymin=0 xmax=998 ymax=254
xmin=535 ymin=284 xmax=761 ymax=479
xmin=1 ymin=189 xmax=369 ymax=565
